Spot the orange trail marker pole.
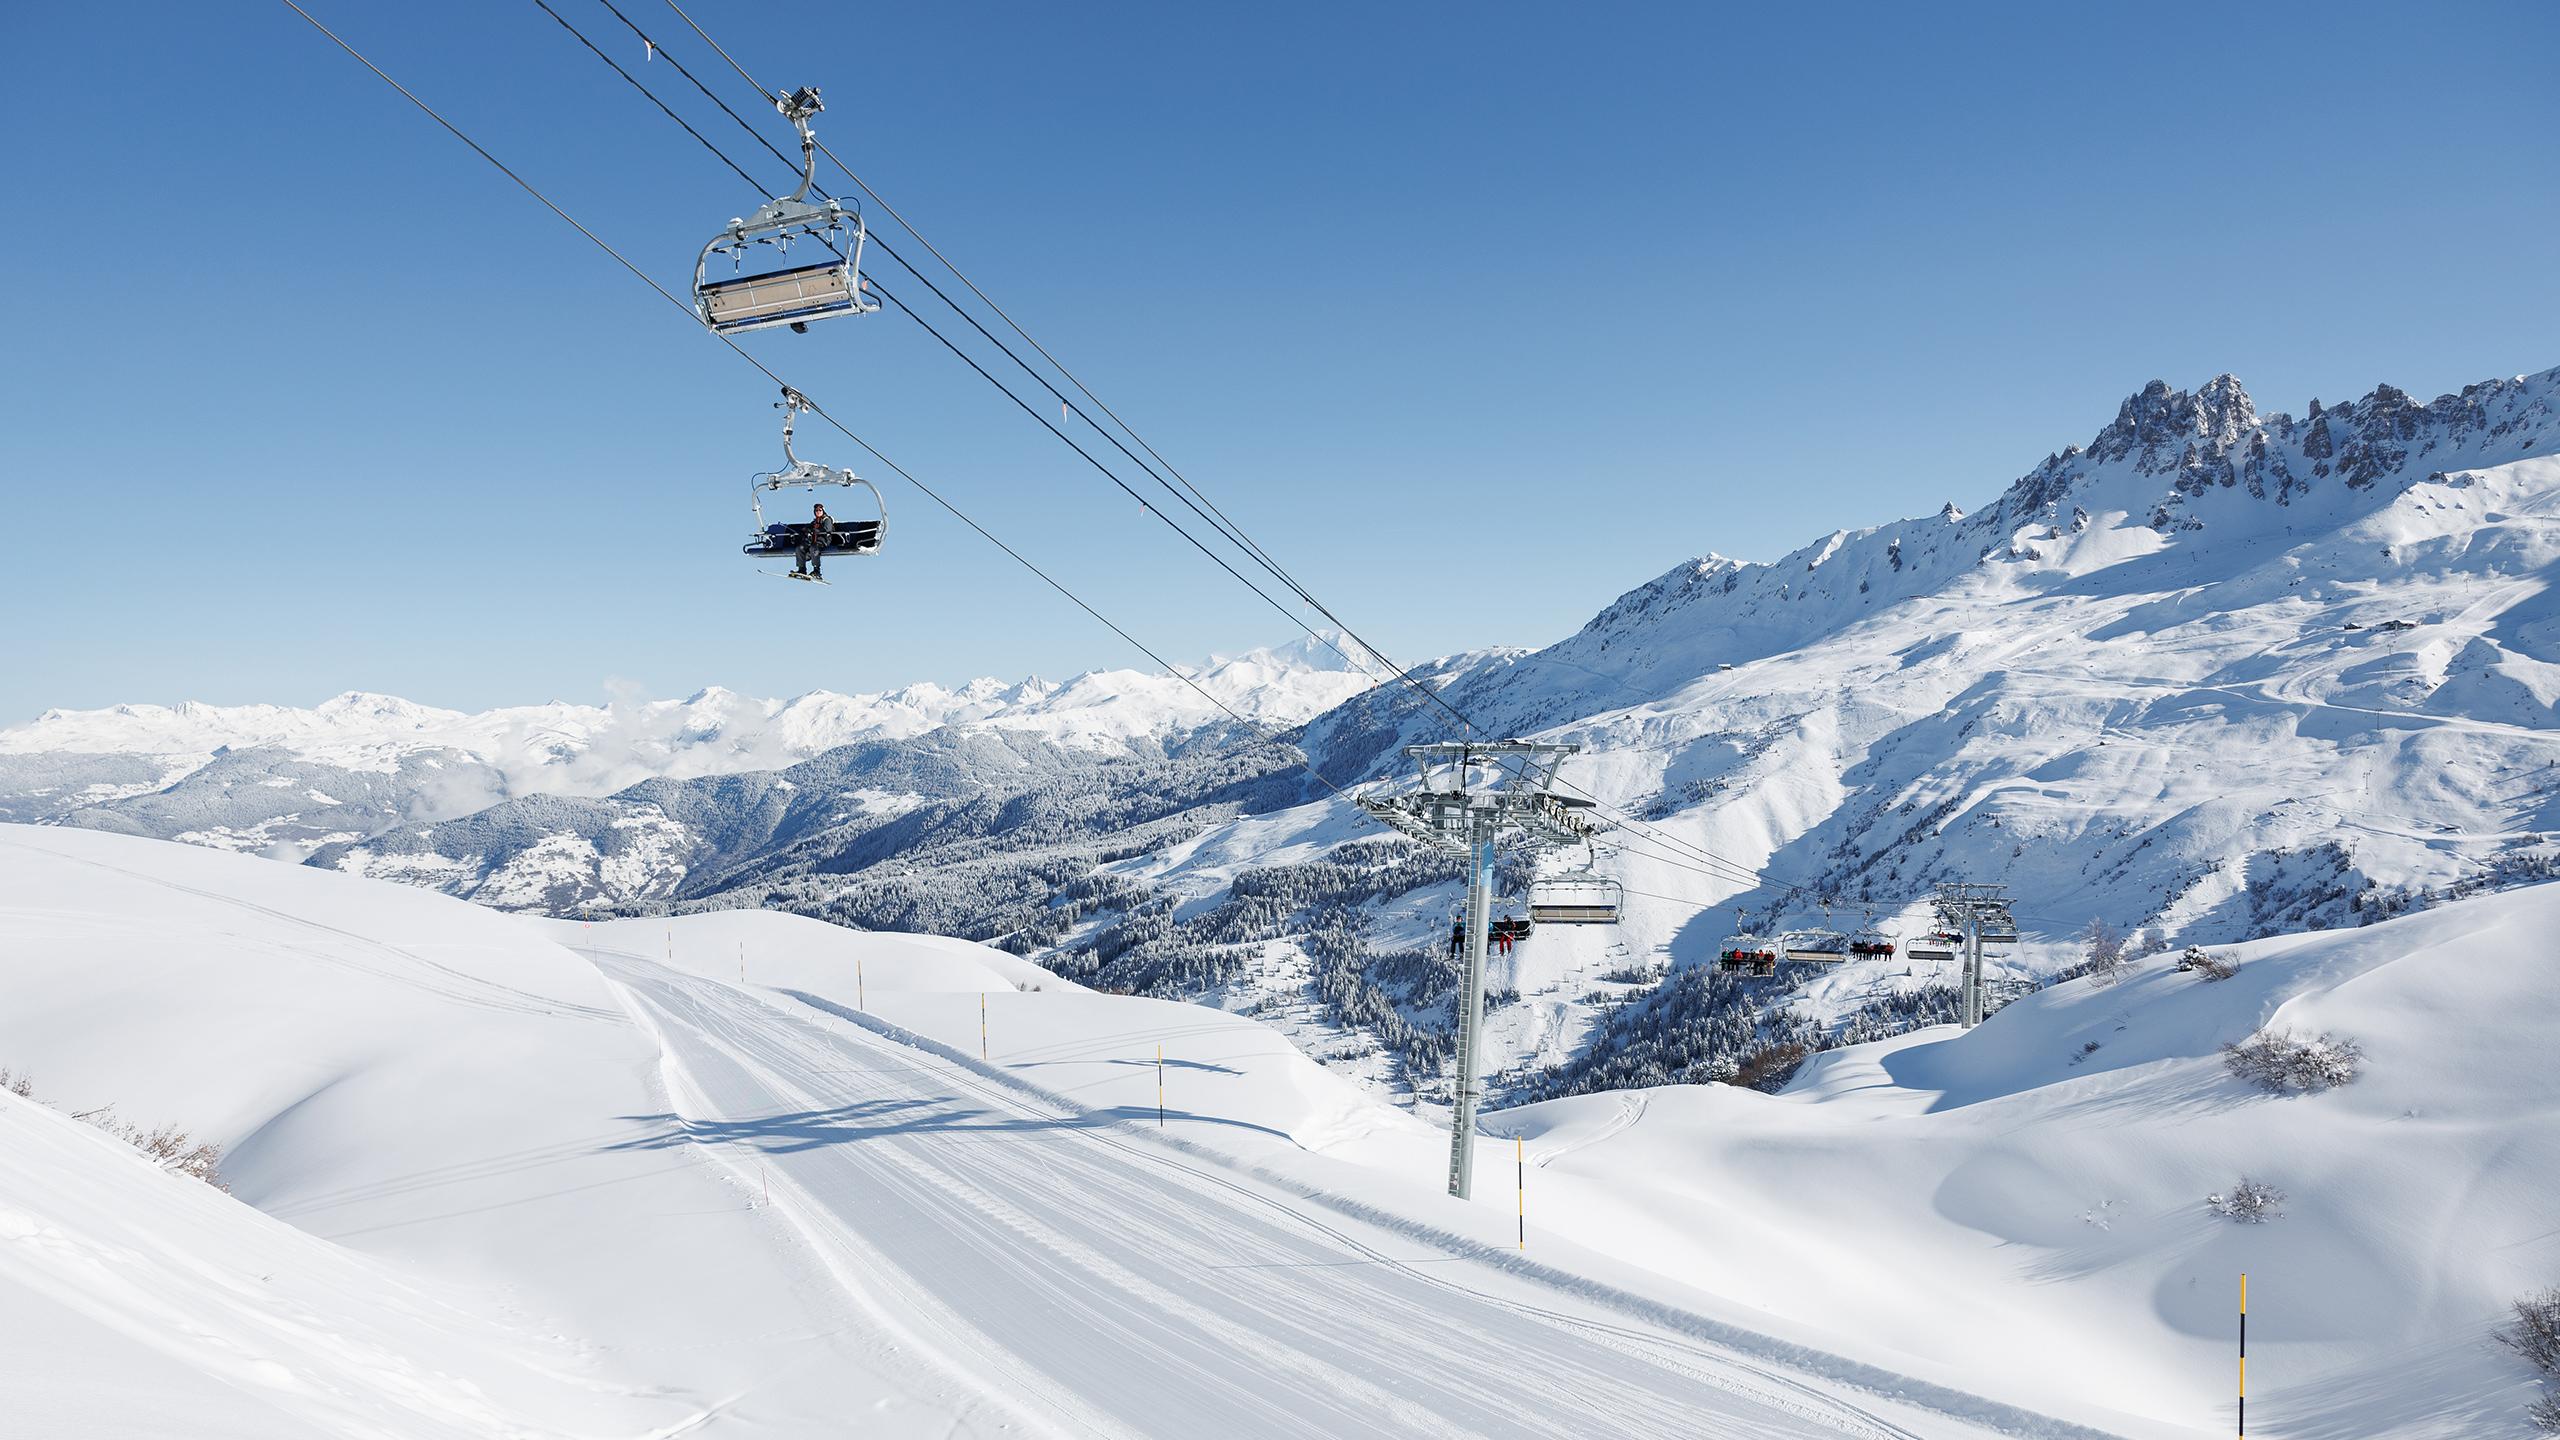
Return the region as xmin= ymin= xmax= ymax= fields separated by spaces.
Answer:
xmin=2238 ymin=1272 xmax=2248 ymax=1437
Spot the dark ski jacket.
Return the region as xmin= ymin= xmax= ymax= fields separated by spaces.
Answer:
xmin=807 ymin=512 xmax=836 ymax=546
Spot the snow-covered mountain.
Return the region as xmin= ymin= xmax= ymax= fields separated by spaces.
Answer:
xmin=14 ymin=366 xmax=2558 ymax=1122
xmin=0 ymin=635 xmax=1379 ymax=855
xmin=256 ymin=365 xmax=2560 ymax=1120
xmin=1291 ymin=366 xmax=2560 ymax=947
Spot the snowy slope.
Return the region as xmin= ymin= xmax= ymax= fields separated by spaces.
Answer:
xmin=2 ymin=825 xmax=2088 ymax=1439
xmin=1491 ymin=877 xmax=2560 ymax=1438
xmin=0 ymin=825 xmax=1055 ymax=1438
xmin=0 ymin=1089 xmax=670 ymax=1440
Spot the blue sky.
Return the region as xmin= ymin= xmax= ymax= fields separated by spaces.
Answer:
xmin=4 ymin=1 xmax=2554 ymax=720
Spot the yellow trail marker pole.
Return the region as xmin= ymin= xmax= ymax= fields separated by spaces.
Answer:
xmin=1156 ymin=1044 xmax=1165 ymax=1127
xmin=2238 ymin=1272 xmax=2248 ymax=1437
xmin=1516 ymin=1136 xmax=1525 ymax=1250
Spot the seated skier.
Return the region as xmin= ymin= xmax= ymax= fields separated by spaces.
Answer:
xmin=794 ymin=501 xmax=836 ymax=580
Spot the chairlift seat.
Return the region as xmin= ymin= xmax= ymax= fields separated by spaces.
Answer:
xmin=701 ymin=259 xmax=862 ymax=335
xmin=745 ymin=520 xmax=883 ymax=558
xmin=1528 ymin=902 xmax=1618 ymax=925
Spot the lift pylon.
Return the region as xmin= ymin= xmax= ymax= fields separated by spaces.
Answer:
xmin=1359 ymin=741 xmax=1599 ymax=1198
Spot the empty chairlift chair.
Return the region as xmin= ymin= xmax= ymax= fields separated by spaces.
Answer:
xmin=1783 ymin=928 xmax=1848 ymax=963
xmin=1526 ymin=875 xmax=1622 ymax=925
xmin=694 ymin=87 xmax=880 ymax=336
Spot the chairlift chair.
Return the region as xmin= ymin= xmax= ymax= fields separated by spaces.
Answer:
xmin=694 ymin=87 xmax=881 ymax=336
xmin=742 ymin=386 xmax=885 ymax=567
xmin=1783 ymin=928 xmax=1848 ymax=963
xmin=1717 ymin=929 xmax=1779 ymax=976
xmin=1849 ymin=923 xmax=1897 ymax=959
xmin=1526 ymin=875 xmax=1621 ymax=925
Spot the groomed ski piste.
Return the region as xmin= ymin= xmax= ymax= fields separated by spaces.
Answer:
xmin=4 ymin=823 xmax=2554 ymax=1437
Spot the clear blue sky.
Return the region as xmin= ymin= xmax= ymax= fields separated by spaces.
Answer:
xmin=4 ymin=1 xmax=2554 ymax=720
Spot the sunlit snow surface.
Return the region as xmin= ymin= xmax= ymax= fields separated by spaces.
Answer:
xmin=5 ymin=824 xmax=2555 ymax=1436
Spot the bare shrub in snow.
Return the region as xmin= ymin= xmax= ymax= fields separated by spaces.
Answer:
xmin=2207 ymin=1177 xmax=2286 ymax=1223
xmin=2177 ymin=947 xmax=2241 ymax=981
xmin=7 ymin=1072 xmax=228 ymax=1191
xmin=2504 ymin=1287 xmax=2560 ymax=1433
xmin=2504 ymin=1286 xmax=2560 ymax=1373
xmin=79 ymin=1106 xmax=229 ymax=1190
xmin=2223 ymin=1028 xmax=2363 ymax=1094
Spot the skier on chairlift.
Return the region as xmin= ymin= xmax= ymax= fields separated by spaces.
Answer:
xmin=795 ymin=502 xmax=836 ymax=580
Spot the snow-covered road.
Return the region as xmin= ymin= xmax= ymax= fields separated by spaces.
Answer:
xmin=599 ymin=955 xmax=1965 ymax=1440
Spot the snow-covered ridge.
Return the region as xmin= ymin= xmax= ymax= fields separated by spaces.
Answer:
xmin=7 ymin=632 xmax=1377 ymax=773
xmin=0 ymin=634 xmax=1382 ymax=852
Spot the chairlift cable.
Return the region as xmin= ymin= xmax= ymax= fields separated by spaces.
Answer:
xmin=865 ymin=275 xmax=1386 ymax=666
xmin=430 ymin=0 xmax=1813 ymax=911
xmin=274 ymin=0 xmax=1367 ymax=811
xmin=641 ymin=0 xmax=1473 ymax=734
xmin=634 ymin=3 xmax=1824 ymax=897
xmin=533 ymin=0 xmax=765 ymax=195
xmin=539 ymin=0 xmax=1404 ymax=699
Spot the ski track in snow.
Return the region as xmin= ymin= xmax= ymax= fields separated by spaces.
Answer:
xmin=592 ymin=951 xmax=1974 ymax=1440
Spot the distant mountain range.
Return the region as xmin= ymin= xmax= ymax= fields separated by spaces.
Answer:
xmin=0 ymin=635 xmax=1380 ymax=856
xmin=10 ymin=366 xmax=2556 ymax=1107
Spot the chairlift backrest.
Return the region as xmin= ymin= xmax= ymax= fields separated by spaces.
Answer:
xmin=1526 ymin=874 xmax=1620 ymax=925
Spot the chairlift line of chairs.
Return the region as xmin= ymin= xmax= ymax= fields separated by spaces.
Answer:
xmin=688 ymin=83 xmax=890 ymax=581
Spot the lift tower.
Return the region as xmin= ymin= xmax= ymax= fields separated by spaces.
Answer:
xmin=1360 ymin=741 xmax=1597 ymax=1198
xmin=1932 ymin=882 xmax=2018 ymax=1027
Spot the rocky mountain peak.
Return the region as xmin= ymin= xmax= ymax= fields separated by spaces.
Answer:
xmin=2086 ymin=373 xmax=2260 ymax=473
